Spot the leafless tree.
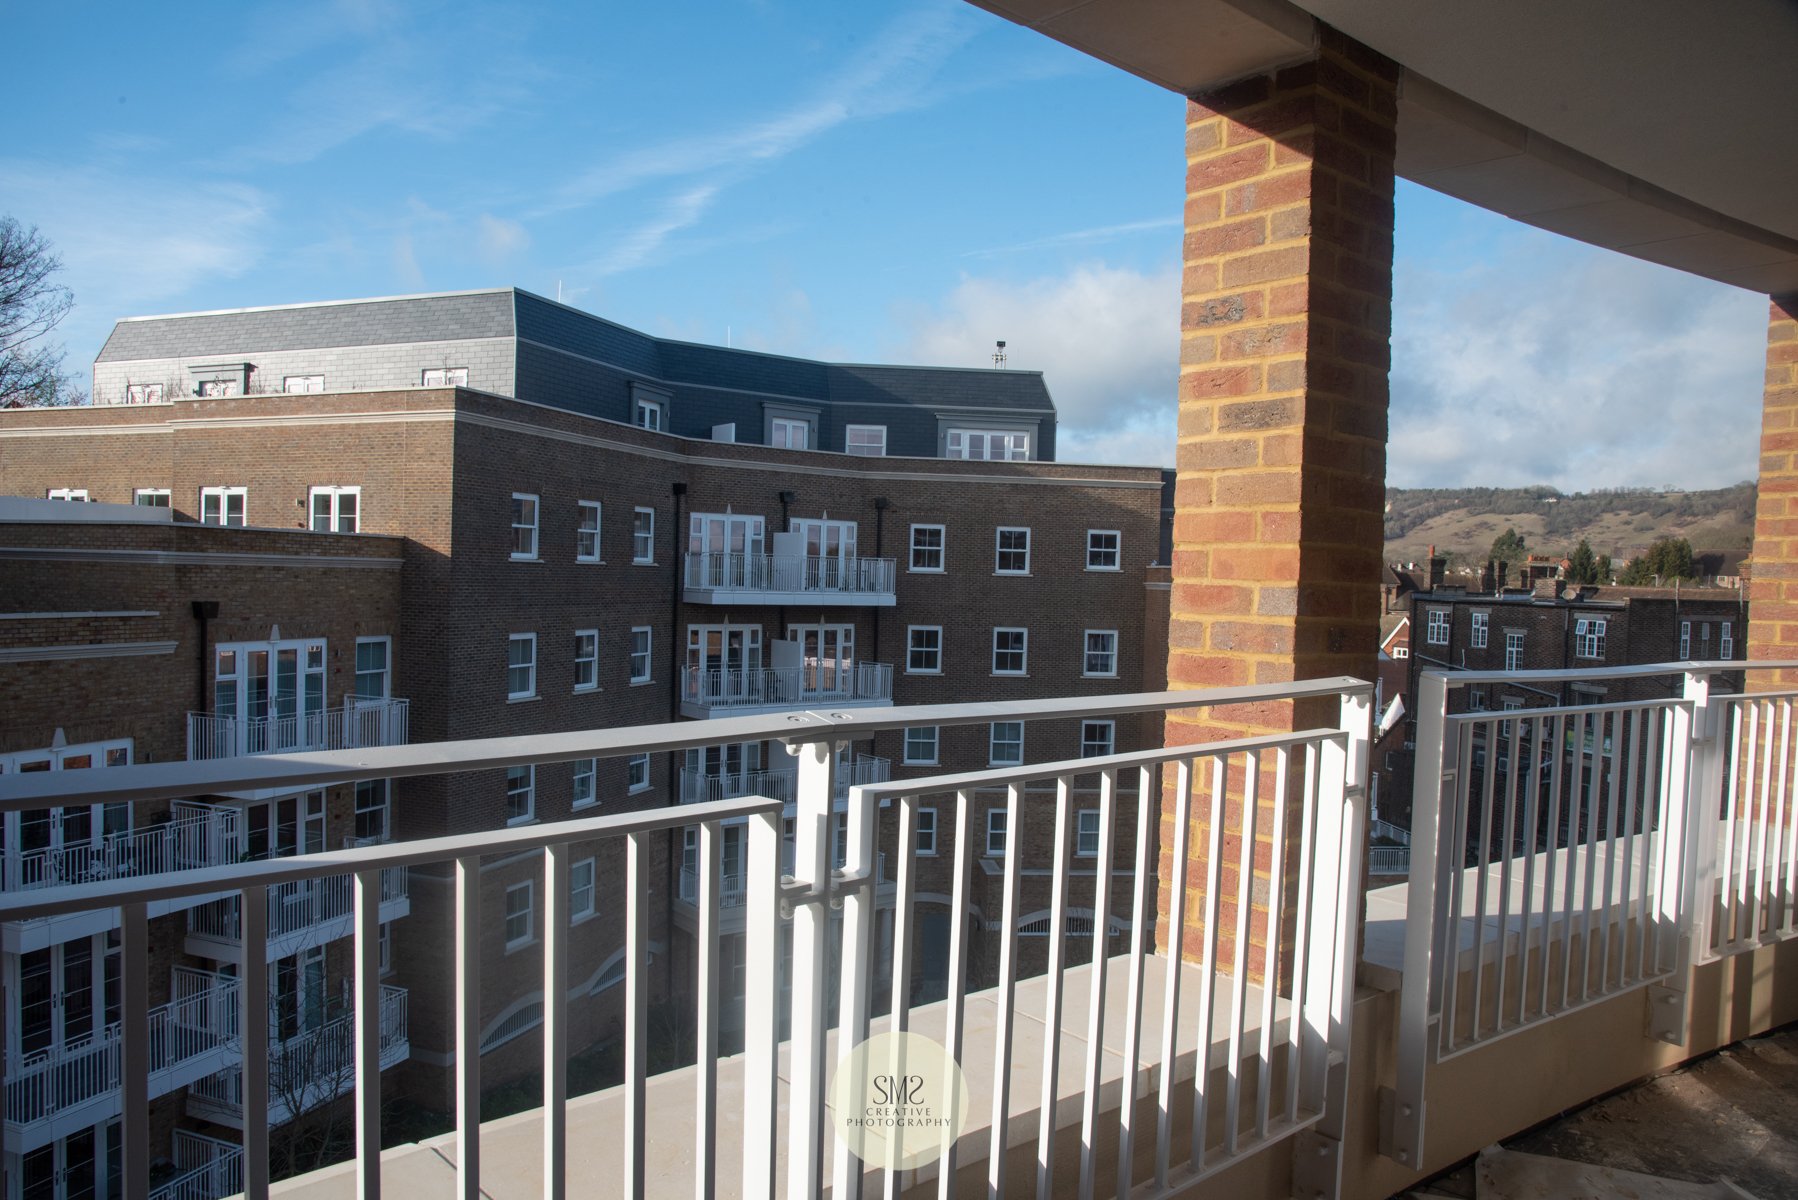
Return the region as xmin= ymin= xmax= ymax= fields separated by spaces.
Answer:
xmin=0 ymin=216 xmax=80 ymax=407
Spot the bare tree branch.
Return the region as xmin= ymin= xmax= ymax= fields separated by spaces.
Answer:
xmin=0 ymin=215 xmax=82 ymax=407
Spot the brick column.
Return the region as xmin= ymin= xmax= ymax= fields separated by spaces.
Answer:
xmin=1748 ymin=296 xmax=1798 ymax=681
xmin=1160 ymin=30 xmax=1398 ymax=960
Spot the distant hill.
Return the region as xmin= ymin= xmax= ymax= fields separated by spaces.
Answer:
xmin=1384 ymin=484 xmax=1757 ymax=569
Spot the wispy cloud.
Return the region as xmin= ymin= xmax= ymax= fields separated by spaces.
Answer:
xmin=582 ymin=185 xmax=721 ymax=278
xmin=534 ymin=2 xmax=981 ymax=220
xmin=963 ymin=216 xmax=1181 ymax=259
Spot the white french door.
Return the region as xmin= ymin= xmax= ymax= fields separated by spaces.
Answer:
xmin=787 ymin=623 xmax=855 ymax=694
xmin=689 ymin=512 xmax=766 ymax=587
xmin=686 ymin=625 xmax=764 ymax=700
xmin=214 ymin=639 xmax=327 ymax=752
xmin=10 ymin=934 xmax=119 ymax=1065
xmin=791 ymin=518 xmax=857 ymax=588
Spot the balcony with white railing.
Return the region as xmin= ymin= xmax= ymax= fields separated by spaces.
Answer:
xmin=3 ymin=967 xmax=240 ymax=1154
xmin=149 ymin=1131 xmax=243 ymax=1200
xmin=681 ymin=552 xmax=897 ymax=606
xmin=186 ymin=861 xmax=408 ymax=963
xmin=0 ymin=679 xmax=1368 ymax=1199
xmin=186 ymin=987 xmax=409 ymax=1129
xmin=186 ymin=695 xmax=410 ymax=760
xmin=1 ymin=806 xmax=241 ymax=896
xmin=676 ymin=753 xmax=890 ymax=806
xmin=679 ymin=662 xmax=892 ymax=718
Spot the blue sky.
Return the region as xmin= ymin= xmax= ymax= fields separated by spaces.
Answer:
xmin=2 ymin=0 xmax=1770 ymax=486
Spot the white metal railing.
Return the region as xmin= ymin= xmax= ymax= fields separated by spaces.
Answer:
xmin=682 ymin=662 xmax=893 ymax=709
xmin=188 ymin=864 xmax=406 ymax=947
xmin=0 ymin=676 xmax=1369 ymax=1200
xmin=1368 ymin=818 xmax=1411 ymax=875
xmin=1383 ymin=659 xmax=1798 ymax=1172
xmin=676 ymin=754 xmax=890 ymax=805
xmin=149 ymin=1131 xmax=243 ymax=1200
xmin=186 ymin=695 xmax=409 ymax=759
xmin=4 ymin=969 xmax=239 ymax=1133
xmin=188 ymin=987 xmax=408 ymax=1125
xmin=1 ymin=806 xmax=241 ymax=894
xmin=682 ymin=552 xmax=896 ymax=598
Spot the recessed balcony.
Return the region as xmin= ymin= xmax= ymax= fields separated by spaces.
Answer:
xmin=678 ymin=662 xmax=893 ymax=718
xmin=681 ymin=552 xmax=896 ymax=607
xmin=185 ymin=862 xmax=408 ymax=963
xmin=186 ymin=696 xmax=410 ymax=760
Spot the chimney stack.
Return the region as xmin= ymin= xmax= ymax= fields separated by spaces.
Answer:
xmin=1428 ymin=544 xmax=1446 ymax=590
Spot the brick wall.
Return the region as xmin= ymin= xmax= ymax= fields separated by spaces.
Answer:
xmin=1750 ymin=296 xmax=1798 ymax=680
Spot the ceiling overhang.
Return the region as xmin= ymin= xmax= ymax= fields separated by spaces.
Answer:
xmin=969 ymin=0 xmax=1798 ymax=294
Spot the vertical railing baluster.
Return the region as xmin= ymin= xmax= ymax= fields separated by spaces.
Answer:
xmin=742 ymin=810 xmax=782 ymax=1200
xmin=543 ymin=843 xmax=569 ymax=1200
xmin=1077 ymin=767 xmax=1118 ymax=1198
xmin=1516 ymin=714 xmax=1544 ymax=1026
xmin=242 ymin=884 xmax=270 ymax=1200
xmin=1442 ymin=720 xmax=1472 ymax=1051
xmin=1471 ymin=715 xmax=1496 ymax=1042
xmin=1116 ymin=764 xmax=1155 ymax=1200
xmin=1616 ymin=709 xmax=1642 ymax=987
xmin=353 ymin=869 xmax=383 ymax=1200
xmin=1191 ymin=754 xmax=1227 ymax=1171
xmin=1223 ymin=751 xmax=1260 ymax=1156
xmin=1253 ymin=748 xmax=1289 ymax=1142
xmin=1598 ymin=711 xmax=1625 ymax=992
xmin=624 ymin=833 xmax=649 ymax=1199
xmin=988 ymin=782 xmax=1024 ymax=1199
xmin=786 ymin=740 xmax=834 ymax=1200
xmin=832 ymin=773 xmax=876 ymax=1200
xmin=1539 ymin=714 xmax=1564 ymax=1019
xmin=1561 ymin=712 xmax=1586 ymax=1012
xmin=937 ymin=789 xmax=974 ymax=1199
xmin=1783 ymin=700 xmax=1798 ymax=936
xmin=1284 ymin=744 xmax=1320 ymax=1126
xmin=122 ymin=901 xmax=150 ymax=1200
xmin=883 ymin=794 xmax=919 ymax=1200
xmin=697 ymin=821 xmax=721 ymax=1200
xmin=1726 ymin=700 xmax=1751 ymax=947
xmin=1155 ymin=760 xmax=1193 ymax=1191
xmin=455 ymin=856 xmax=481 ymax=1200
xmin=1755 ymin=699 xmax=1778 ymax=938
xmin=1494 ymin=708 xmax=1522 ymax=1031
xmin=1036 ymin=779 xmax=1074 ymax=1200
xmin=1579 ymin=710 xmax=1607 ymax=1002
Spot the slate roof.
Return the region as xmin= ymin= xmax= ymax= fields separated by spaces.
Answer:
xmin=97 ymin=290 xmax=516 ymax=362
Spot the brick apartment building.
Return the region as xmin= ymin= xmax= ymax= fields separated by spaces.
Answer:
xmin=0 ymin=291 xmax=1170 ymax=1192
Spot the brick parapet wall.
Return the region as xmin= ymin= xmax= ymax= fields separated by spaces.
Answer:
xmin=1750 ymin=295 xmax=1798 ymax=682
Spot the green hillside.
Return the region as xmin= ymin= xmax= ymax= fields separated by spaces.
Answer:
xmin=1384 ymin=483 xmax=1757 ymax=569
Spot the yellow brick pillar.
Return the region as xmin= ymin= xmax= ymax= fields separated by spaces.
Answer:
xmin=1748 ymin=296 xmax=1798 ymax=682
xmin=1160 ymin=29 xmax=1398 ymax=961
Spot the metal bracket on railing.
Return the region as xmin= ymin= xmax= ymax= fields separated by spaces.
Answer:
xmin=1291 ymin=1129 xmax=1344 ymax=1200
xmin=777 ymin=864 xmax=878 ymax=917
xmin=1645 ymin=983 xmax=1687 ymax=1045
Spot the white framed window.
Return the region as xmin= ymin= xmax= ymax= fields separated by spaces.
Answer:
xmin=990 ymin=721 xmax=1024 ymax=766
xmin=46 ymin=487 xmax=88 ymax=501
xmin=576 ymin=501 xmax=602 ymax=562
xmin=1081 ymin=720 xmax=1115 ymax=758
xmin=284 ymin=374 xmax=324 ymax=394
xmin=909 ymin=524 xmax=945 ymax=573
xmin=1467 ymin=690 xmax=1488 ymax=712
xmin=986 ymin=808 xmax=1008 ymax=856
xmin=1084 ymin=630 xmax=1119 ymax=677
xmin=1504 ymin=630 xmax=1524 ymax=672
xmin=1680 ymin=620 xmax=1691 ymax=659
xmin=570 ymin=858 xmax=597 ymax=923
xmin=903 ymin=726 xmax=939 ymax=766
xmin=634 ymin=397 xmax=665 ymax=431
xmin=309 ymin=485 xmax=360 ymax=533
xmin=572 ymin=758 xmax=597 ymax=808
xmin=992 ymin=628 xmax=1028 ymax=675
xmin=771 ymin=417 xmax=810 ymax=450
xmin=1721 ymin=621 xmax=1734 ymax=659
xmin=947 ymin=429 xmax=1029 ymax=461
xmin=380 ymin=921 xmax=393 ymax=974
xmin=574 ymin=630 xmax=599 ymax=691
xmin=1470 ymin=611 xmax=1489 ymax=649
xmin=511 ymin=493 xmax=539 ymax=560
xmin=629 ymin=627 xmax=653 ymax=683
xmin=995 ymin=527 xmax=1031 ymax=574
xmin=507 ymin=633 xmax=537 ymax=700
xmin=1076 ymin=809 xmax=1102 ymax=857
xmin=632 ymin=507 xmax=656 ymax=564
xmin=1086 ymin=530 xmax=1121 ymax=571
xmin=1574 ymin=617 xmax=1607 ymax=659
xmin=1426 ymin=609 xmax=1450 ymax=646
xmin=133 ymin=488 xmax=170 ymax=507
xmin=505 ymin=765 xmax=535 ymax=825
xmin=1501 ymin=697 xmax=1524 ymax=737
xmin=354 ymin=637 xmax=391 ymax=700
xmin=504 ymin=881 xmax=534 ymax=949
xmin=354 ymin=779 xmax=391 ymax=843
xmin=197 ymin=378 xmax=237 ymax=398
xmin=916 ymin=807 xmax=938 ymax=855
xmin=1392 ymin=645 xmax=1409 ymax=659
xmin=845 ymin=425 xmax=887 ymax=456
xmin=907 ymin=626 xmax=943 ymax=674
xmin=125 ymin=382 xmax=164 ymax=404
xmin=422 ymin=367 xmax=468 ymax=387
xmin=627 ymin=753 xmax=651 ymax=793
xmin=200 ymin=486 xmax=246 ymax=526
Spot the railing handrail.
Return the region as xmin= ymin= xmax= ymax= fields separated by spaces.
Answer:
xmin=1418 ymin=658 xmax=1767 ymax=688
xmin=6 ymin=677 xmax=1370 ymax=810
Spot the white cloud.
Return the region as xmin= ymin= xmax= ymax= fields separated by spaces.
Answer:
xmin=581 ymin=185 xmax=720 ymax=279
xmin=1390 ymin=233 xmax=1768 ymax=490
xmin=477 ymin=214 xmax=530 ymax=266
xmin=963 ymin=216 xmax=1181 ymax=260
xmin=890 ymin=263 xmax=1180 ymax=466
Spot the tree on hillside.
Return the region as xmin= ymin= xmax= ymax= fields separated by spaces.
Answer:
xmin=1489 ymin=527 xmax=1527 ymax=565
xmin=0 ymin=216 xmax=82 ymax=408
xmin=1618 ymin=536 xmax=1698 ymax=585
xmin=1565 ymin=539 xmax=1602 ymax=584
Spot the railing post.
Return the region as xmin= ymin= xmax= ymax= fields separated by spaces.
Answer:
xmin=742 ymin=809 xmax=782 ymax=1199
xmin=785 ymin=736 xmax=836 ymax=1200
xmin=1381 ymin=671 xmax=1450 ymax=1169
xmin=1648 ymin=669 xmax=1715 ymax=1042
